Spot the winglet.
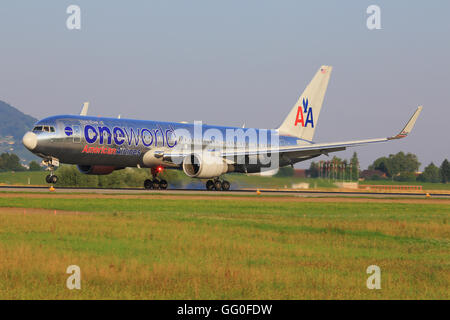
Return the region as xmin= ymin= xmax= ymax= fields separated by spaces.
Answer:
xmin=388 ymin=106 xmax=422 ymax=140
xmin=80 ymin=102 xmax=89 ymax=116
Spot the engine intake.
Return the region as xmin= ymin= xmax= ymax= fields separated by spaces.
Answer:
xmin=182 ymin=153 xmax=229 ymax=178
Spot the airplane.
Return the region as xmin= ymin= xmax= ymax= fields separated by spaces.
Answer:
xmin=22 ymin=66 xmax=422 ymax=191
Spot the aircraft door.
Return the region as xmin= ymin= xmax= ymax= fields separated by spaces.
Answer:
xmin=72 ymin=125 xmax=81 ymax=143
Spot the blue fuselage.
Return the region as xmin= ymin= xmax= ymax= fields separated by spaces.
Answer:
xmin=29 ymin=115 xmax=306 ymax=170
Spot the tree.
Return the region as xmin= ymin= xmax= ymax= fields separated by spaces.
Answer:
xmin=389 ymin=152 xmax=420 ymax=176
xmin=439 ymin=159 xmax=450 ymax=183
xmin=28 ymin=161 xmax=42 ymax=171
xmin=394 ymin=171 xmax=417 ymax=182
xmin=275 ymin=166 xmax=294 ymax=177
xmin=370 ymin=156 xmax=392 ymax=176
xmin=350 ymin=152 xmax=359 ymax=180
xmin=369 ymin=152 xmax=420 ymax=178
xmin=56 ymin=165 xmax=98 ymax=187
xmin=308 ymin=162 xmax=319 ymax=178
xmin=0 ymin=152 xmax=25 ymax=171
xmin=417 ymin=162 xmax=440 ymax=183
xmin=369 ymin=157 xmax=392 ymax=177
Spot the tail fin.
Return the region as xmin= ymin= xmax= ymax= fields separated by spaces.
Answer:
xmin=277 ymin=66 xmax=332 ymax=141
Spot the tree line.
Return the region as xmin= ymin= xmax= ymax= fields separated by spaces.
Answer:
xmin=1 ymin=151 xmax=449 ymax=184
xmin=0 ymin=152 xmax=43 ymax=172
xmin=368 ymin=152 xmax=449 ymax=183
xmin=308 ymin=151 xmax=450 ymax=183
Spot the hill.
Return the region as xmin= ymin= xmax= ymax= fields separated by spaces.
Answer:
xmin=0 ymin=100 xmax=38 ymax=163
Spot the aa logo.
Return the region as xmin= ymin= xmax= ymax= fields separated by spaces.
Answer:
xmin=294 ymin=98 xmax=314 ymax=128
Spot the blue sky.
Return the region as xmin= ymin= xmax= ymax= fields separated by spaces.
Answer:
xmin=0 ymin=1 xmax=449 ymax=169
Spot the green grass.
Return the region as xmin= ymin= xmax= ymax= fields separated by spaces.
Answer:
xmin=225 ymin=175 xmax=338 ymax=189
xmin=0 ymin=195 xmax=448 ymax=299
xmin=0 ymin=171 xmax=47 ymax=186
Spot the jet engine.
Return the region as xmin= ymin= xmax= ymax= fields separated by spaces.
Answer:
xmin=77 ymin=165 xmax=117 ymax=175
xmin=182 ymin=153 xmax=230 ymax=178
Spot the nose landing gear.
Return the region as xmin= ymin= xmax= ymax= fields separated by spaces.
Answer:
xmin=144 ymin=166 xmax=168 ymax=190
xmin=206 ymin=178 xmax=230 ymax=191
xmin=42 ymin=158 xmax=59 ymax=184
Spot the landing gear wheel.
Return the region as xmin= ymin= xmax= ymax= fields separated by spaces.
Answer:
xmin=46 ymin=175 xmax=58 ymax=184
xmin=159 ymin=179 xmax=168 ymax=190
xmin=147 ymin=167 xmax=168 ymax=191
xmin=144 ymin=179 xmax=153 ymax=190
xmin=206 ymin=180 xmax=214 ymax=191
xmin=214 ymin=180 xmax=222 ymax=191
xmin=221 ymin=180 xmax=230 ymax=191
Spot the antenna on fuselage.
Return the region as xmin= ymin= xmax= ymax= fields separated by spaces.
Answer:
xmin=118 ymin=114 xmax=121 ymax=119
xmin=80 ymin=102 xmax=89 ymax=116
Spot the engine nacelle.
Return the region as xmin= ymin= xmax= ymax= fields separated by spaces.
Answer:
xmin=142 ymin=149 xmax=164 ymax=167
xmin=77 ymin=165 xmax=117 ymax=175
xmin=182 ymin=153 xmax=229 ymax=178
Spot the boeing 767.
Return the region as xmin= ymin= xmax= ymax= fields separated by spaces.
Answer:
xmin=22 ymin=66 xmax=422 ymax=190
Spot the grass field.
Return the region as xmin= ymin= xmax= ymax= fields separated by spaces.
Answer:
xmin=0 ymin=193 xmax=448 ymax=299
xmin=226 ymin=175 xmax=338 ymax=189
xmin=0 ymin=171 xmax=47 ymax=186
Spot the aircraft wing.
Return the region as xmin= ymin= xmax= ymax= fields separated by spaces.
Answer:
xmin=220 ymin=106 xmax=423 ymax=159
xmin=158 ymin=106 xmax=422 ymax=164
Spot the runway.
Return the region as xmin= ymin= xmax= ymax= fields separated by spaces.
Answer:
xmin=1 ymin=185 xmax=449 ymax=198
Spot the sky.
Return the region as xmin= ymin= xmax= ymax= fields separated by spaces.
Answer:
xmin=0 ymin=0 xmax=449 ymax=170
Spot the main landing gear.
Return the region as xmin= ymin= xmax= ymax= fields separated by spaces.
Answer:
xmin=206 ymin=178 xmax=230 ymax=191
xmin=144 ymin=178 xmax=168 ymax=190
xmin=144 ymin=166 xmax=168 ymax=190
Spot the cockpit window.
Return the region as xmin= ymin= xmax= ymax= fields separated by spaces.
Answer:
xmin=33 ymin=126 xmax=55 ymax=132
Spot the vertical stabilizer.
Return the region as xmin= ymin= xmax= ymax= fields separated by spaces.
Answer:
xmin=277 ymin=66 xmax=332 ymax=141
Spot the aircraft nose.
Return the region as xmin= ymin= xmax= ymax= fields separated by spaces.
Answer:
xmin=22 ymin=131 xmax=38 ymax=151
